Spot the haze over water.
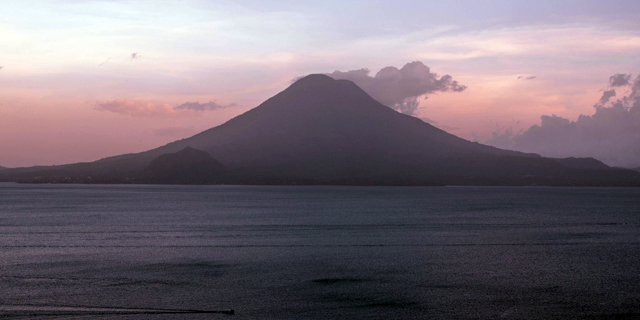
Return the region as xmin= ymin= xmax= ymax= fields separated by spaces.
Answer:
xmin=1 ymin=183 xmax=640 ymax=319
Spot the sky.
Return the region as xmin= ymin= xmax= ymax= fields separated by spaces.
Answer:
xmin=1 ymin=0 xmax=640 ymax=168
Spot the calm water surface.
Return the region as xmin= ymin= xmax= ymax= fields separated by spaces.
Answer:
xmin=1 ymin=183 xmax=639 ymax=319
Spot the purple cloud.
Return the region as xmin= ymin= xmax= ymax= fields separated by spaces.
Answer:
xmin=323 ymin=61 xmax=466 ymax=115
xmin=597 ymin=89 xmax=616 ymax=106
xmin=95 ymin=99 xmax=236 ymax=117
xmin=95 ymin=99 xmax=175 ymax=117
xmin=609 ymin=73 xmax=631 ymax=87
xmin=487 ymin=73 xmax=640 ymax=168
xmin=174 ymin=101 xmax=236 ymax=111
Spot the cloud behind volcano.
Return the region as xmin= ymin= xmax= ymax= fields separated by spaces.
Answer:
xmin=324 ymin=61 xmax=466 ymax=116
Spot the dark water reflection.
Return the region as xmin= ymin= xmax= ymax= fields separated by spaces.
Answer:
xmin=1 ymin=184 xmax=639 ymax=319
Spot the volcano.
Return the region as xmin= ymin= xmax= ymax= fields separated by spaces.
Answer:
xmin=3 ymin=74 xmax=639 ymax=186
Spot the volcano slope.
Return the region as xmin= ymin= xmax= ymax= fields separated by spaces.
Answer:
xmin=3 ymin=74 xmax=639 ymax=186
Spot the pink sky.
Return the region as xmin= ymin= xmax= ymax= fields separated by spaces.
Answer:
xmin=1 ymin=1 xmax=639 ymax=167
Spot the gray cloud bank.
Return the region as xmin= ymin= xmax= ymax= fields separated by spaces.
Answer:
xmin=95 ymin=99 xmax=235 ymax=117
xmin=487 ymin=73 xmax=640 ymax=168
xmin=324 ymin=61 xmax=466 ymax=115
xmin=174 ymin=101 xmax=236 ymax=111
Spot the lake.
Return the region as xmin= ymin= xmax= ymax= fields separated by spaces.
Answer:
xmin=1 ymin=183 xmax=639 ymax=319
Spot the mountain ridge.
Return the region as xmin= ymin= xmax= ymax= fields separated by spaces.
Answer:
xmin=1 ymin=74 xmax=639 ymax=186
